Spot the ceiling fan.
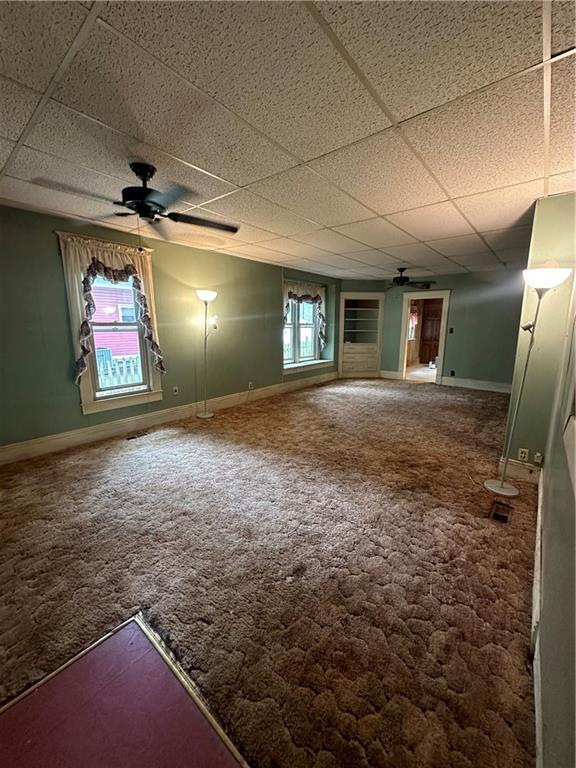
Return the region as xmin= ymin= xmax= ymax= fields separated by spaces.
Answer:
xmin=33 ymin=162 xmax=239 ymax=237
xmin=112 ymin=162 xmax=238 ymax=234
xmin=390 ymin=267 xmax=435 ymax=290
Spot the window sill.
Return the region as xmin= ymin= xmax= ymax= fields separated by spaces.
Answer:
xmin=81 ymin=389 xmax=163 ymax=415
xmin=283 ymin=359 xmax=334 ymax=375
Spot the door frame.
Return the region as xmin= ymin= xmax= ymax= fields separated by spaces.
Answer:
xmin=398 ymin=290 xmax=451 ymax=384
xmin=339 ymin=292 xmax=386 ymax=376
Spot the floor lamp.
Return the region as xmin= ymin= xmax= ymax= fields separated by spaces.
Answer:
xmin=196 ymin=289 xmax=218 ymax=420
xmin=484 ymin=265 xmax=572 ymax=497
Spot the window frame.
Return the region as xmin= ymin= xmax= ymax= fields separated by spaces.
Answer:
xmin=283 ymin=298 xmax=321 ymax=367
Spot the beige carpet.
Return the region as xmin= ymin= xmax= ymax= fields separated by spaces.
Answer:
xmin=0 ymin=380 xmax=536 ymax=768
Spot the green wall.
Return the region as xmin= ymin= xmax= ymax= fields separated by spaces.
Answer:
xmin=506 ymin=193 xmax=575 ymax=460
xmin=539 ymin=286 xmax=575 ymax=768
xmin=341 ymin=270 xmax=524 ymax=384
xmin=0 ymin=205 xmax=338 ymax=445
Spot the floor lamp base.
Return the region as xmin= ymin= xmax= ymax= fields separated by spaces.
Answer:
xmin=196 ymin=411 xmax=214 ymax=420
xmin=484 ymin=478 xmax=519 ymax=497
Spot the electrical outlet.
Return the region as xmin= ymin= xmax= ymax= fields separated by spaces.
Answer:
xmin=172 ymin=386 xmax=179 ymax=396
xmin=518 ymin=448 xmax=529 ymax=462
xmin=450 ymin=370 xmax=455 ymax=377
xmin=248 ymin=381 xmax=255 ymax=390
xmin=534 ymin=452 xmax=544 ymax=465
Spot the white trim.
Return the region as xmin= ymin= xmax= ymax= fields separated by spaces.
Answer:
xmin=398 ymin=290 xmax=451 ymax=384
xmin=380 ymin=370 xmax=403 ymax=380
xmin=82 ymin=388 xmax=163 ymax=414
xmin=0 ymin=372 xmax=337 ymax=466
xmin=498 ymin=456 xmax=540 ymax=484
xmin=441 ymin=377 xmax=512 ymax=393
xmin=338 ymin=292 xmax=385 ymax=376
xmin=283 ymin=359 xmax=334 ymax=375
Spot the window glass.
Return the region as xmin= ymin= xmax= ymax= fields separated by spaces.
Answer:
xmin=299 ymin=302 xmax=314 ymax=324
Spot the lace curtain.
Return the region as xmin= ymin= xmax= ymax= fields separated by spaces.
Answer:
xmin=283 ymin=280 xmax=327 ymax=350
xmin=58 ymin=232 xmax=165 ymax=384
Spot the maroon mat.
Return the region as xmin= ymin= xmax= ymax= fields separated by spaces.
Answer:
xmin=0 ymin=620 xmax=244 ymax=768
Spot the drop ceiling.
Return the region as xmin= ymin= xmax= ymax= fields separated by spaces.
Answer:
xmin=0 ymin=1 xmax=574 ymax=280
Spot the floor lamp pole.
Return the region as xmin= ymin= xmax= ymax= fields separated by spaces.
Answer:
xmin=197 ymin=300 xmax=214 ymax=420
xmin=484 ymin=289 xmax=544 ymax=497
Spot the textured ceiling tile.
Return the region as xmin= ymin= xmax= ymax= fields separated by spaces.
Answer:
xmin=495 ymin=249 xmax=530 ymax=267
xmin=548 ymin=171 xmax=576 ymax=195
xmin=403 ymin=69 xmax=544 ymax=197
xmin=293 ymin=229 xmax=367 ymax=253
xmin=427 ymin=264 xmax=468 ymax=275
xmin=201 ymin=190 xmax=320 ymax=237
xmin=345 ymin=250 xmax=402 ymax=267
xmin=26 ymin=102 xmax=237 ymax=206
xmin=455 ymin=180 xmax=545 ymax=232
xmin=0 ymin=77 xmax=40 ymax=141
xmin=0 ymin=2 xmax=87 ymax=90
xmin=0 ymin=175 xmax=135 ymax=230
xmin=6 ymin=146 xmax=123 ymax=207
xmin=0 ymin=137 xmax=14 ymax=169
xmin=382 ymin=243 xmax=447 ymax=263
xmin=53 ymin=23 xmax=295 ymax=186
xmin=310 ymin=253 xmax=363 ymax=268
xmin=256 ymin=238 xmax=332 ymax=260
xmin=385 ymin=202 xmax=474 ymax=241
xmin=310 ymin=129 xmax=446 ymax=213
xmin=102 ymin=1 xmax=389 ymax=160
xmin=138 ymin=219 xmax=243 ymax=252
xmin=482 ymin=227 xmax=533 ymax=251
xmin=426 ymin=234 xmax=491 ymax=258
xmin=551 ymin=1 xmax=576 ymax=55
xmin=248 ymin=166 xmax=372 ymax=226
xmin=466 ymin=263 xmax=506 ymax=272
xmin=333 ymin=218 xmax=416 ymax=248
xmin=224 ymin=243 xmax=298 ymax=261
xmin=318 ymin=1 xmax=542 ymax=120
xmin=550 ymin=58 xmax=576 ymax=175
xmin=452 ymin=251 xmax=500 ymax=266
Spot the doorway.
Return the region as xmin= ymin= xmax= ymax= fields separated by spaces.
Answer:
xmin=398 ymin=291 xmax=450 ymax=385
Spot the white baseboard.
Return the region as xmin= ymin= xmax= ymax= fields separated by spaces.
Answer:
xmin=498 ymin=456 xmax=541 ymax=484
xmin=380 ymin=370 xmax=403 ymax=380
xmin=0 ymin=372 xmax=337 ymax=466
xmin=441 ymin=376 xmax=512 ymax=393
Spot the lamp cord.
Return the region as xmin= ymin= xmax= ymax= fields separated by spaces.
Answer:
xmin=500 ymin=291 xmax=543 ymax=486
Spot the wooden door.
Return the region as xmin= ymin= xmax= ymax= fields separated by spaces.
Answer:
xmin=419 ymin=299 xmax=442 ymax=364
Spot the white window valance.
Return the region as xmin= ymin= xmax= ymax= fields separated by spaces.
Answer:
xmin=57 ymin=232 xmax=165 ymax=383
xmin=283 ymin=280 xmax=327 ymax=350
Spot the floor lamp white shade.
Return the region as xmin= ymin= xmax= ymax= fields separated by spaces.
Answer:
xmin=195 ymin=289 xmax=218 ymax=419
xmin=484 ymin=265 xmax=572 ymax=497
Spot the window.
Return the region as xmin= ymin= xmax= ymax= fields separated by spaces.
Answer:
xmin=89 ymin=277 xmax=148 ymax=399
xmin=283 ymin=299 xmax=320 ymax=365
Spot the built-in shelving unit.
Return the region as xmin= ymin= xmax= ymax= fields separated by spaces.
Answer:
xmin=339 ymin=293 xmax=384 ymax=377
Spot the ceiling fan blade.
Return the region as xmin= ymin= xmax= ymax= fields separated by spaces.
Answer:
xmin=145 ymin=183 xmax=191 ymax=210
xmin=148 ymin=218 xmax=171 ymax=240
xmin=114 ymin=212 xmax=136 ymax=217
xmin=167 ymin=211 xmax=239 ymax=234
xmin=30 ymin=177 xmax=115 ymax=204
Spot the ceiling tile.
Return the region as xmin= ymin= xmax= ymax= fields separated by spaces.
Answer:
xmin=455 ymin=179 xmax=544 ymax=232
xmin=0 ymin=2 xmax=87 ymax=90
xmin=495 ymin=249 xmax=530 ymax=267
xmin=427 ymin=264 xmax=468 ymax=275
xmin=403 ymin=69 xmax=544 ymax=197
xmin=6 ymin=146 xmax=123 ymax=208
xmin=25 ymin=102 xmax=237 ymax=206
xmin=344 ymin=265 xmax=395 ymax=277
xmin=382 ymin=243 xmax=448 ymax=263
xmin=426 ymin=234 xmax=491 ymax=258
xmin=466 ymin=263 xmax=506 ymax=273
xmin=0 ymin=137 xmax=14 ymax=168
xmin=248 ymin=166 xmax=372 ymax=226
xmin=53 ymin=22 xmax=295 ymax=186
xmin=0 ymin=175 xmax=135 ymax=230
xmin=548 ymin=171 xmax=576 ymax=195
xmin=344 ymin=250 xmax=402 ymax=267
xmin=201 ymin=190 xmax=321 ymax=237
xmin=102 ymin=1 xmax=389 ymax=160
xmin=293 ymin=229 xmax=367 ymax=254
xmin=224 ymin=243 xmax=300 ymax=262
xmin=552 ymin=1 xmax=576 ymax=55
xmin=550 ymin=58 xmax=576 ymax=175
xmin=310 ymin=253 xmax=364 ymax=269
xmin=256 ymin=238 xmax=332 ymax=260
xmin=385 ymin=202 xmax=474 ymax=241
xmin=309 ymin=129 xmax=446 ymax=214
xmin=333 ymin=218 xmax=416 ymax=248
xmin=482 ymin=227 xmax=532 ymax=251
xmin=179 ymin=208 xmax=277 ymax=244
xmin=318 ymin=1 xmax=541 ymax=120
xmin=138 ymin=219 xmax=243 ymax=252
xmin=451 ymin=252 xmax=500 ymax=266
xmin=0 ymin=76 xmax=40 ymax=141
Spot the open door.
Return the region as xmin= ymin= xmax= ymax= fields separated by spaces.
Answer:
xmin=398 ymin=291 xmax=450 ymax=384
